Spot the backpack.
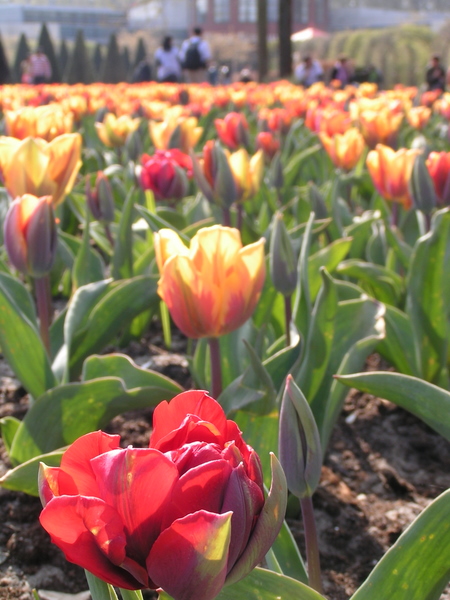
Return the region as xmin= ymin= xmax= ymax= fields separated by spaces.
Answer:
xmin=183 ymin=40 xmax=204 ymax=70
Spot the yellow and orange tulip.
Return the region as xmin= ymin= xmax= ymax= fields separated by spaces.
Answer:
xmin=5 ymin=105 xmax=74 ymax=141
xmin=319 ymin=128 xmax=366 ymax=171
xmin=155 ymin=226 xmax=265 ymax=339
xmin=406 ymin=106 xmax=431 ymax=130
xmin=228 ymin=148 xmax=264 ymax=201
xmin=149 ymin=107 xmax=203 ymax=154
xmin=359 ymin=108 xmax=404 ymax=148
xmin=0 ymin=134 xmax=82 ymax=207
xmin=366 ymin=144 xmax=420 ymax=209
xmin=95 ymin=113 xmax=141 ymax=148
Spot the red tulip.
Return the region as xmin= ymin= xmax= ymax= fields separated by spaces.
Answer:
xmin=214 ymin=112 xmax=249 ymax=149
xmin=39 ymin=391 xmax=287 ymax=600
xmin=139 ymin=149 xmax=192 ymax=201
xmin=426 ymin=151 xmax=450 ymax=205
xmin=256 ymin=132 xmax=280 ymax=160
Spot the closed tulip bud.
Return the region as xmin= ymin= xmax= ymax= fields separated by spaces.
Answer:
xmin=4 ymin=194 xmax=57 ymax=278
xmin=39 ymin=391 xmax=287 ymax=600
xmin=192 ymin=141 xmax=237 ymax=209
xmin=269 ymin=151 xmax=284 ymax=191
xmin=307 ymin=183 xmax=328 ymax=219
xmin=125 ymin=127 xmax=143 ymax=162
xmin=409 ymin=153 xmax=437 ymax=214
xmin=86 ymin=172 xmax=115 ymax=223
xmin=270 ymin=213 xmax=297 ymax=296
xmin=426 ymin=151 xmax=450 ymax=205
xmin=279 ymin=375 xmax=322 ymax=499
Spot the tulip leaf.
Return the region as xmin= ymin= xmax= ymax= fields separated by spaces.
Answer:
xmin=72 ymin=214 xmax=105 ymax=289
xmin=9 ymin=375 xmax=182 ymax=466
xmin=384 ymin=223 xmax=412 ymax=270
xmin=0 ymin=448 xmax=64 ymax=496
xmin=135 ymin=205 xmax=190 ymax=243
xmin=0 ymin=274 xmax=57 ymax=398
xmin=406 ymin=208 xmax=450 ymax=385
xmin=82 ymin=353 xmax=182 ymax=393
xmin=59 ymin=231 xmax=105 ymax=277
xmin=219 ymin=567 xmax=327 ymax=600
xmin=112 ymin=188 xmax=135 ymax=280
xmin=350 ymin=489 xmax=450 ymax=600
xmin=284 ymin=144 xmax=322 ymax=189
xmin=67 ymin=275 xmax=159 ymax=378
xmin=345 ymin=213 xmax=380 ymax=259
xmin=293 ymin=211 xmax=314 ymax=340
xmin=85 ymin=571 xmax=119 ymax=600
xmin=268 ymin=520 xmax=307 ymax=583
xmin=376 ymin=305 xmax=420 ymax=377
xmin=308 ymin=237 xmax=352 ymax=301
xmin=336 ymin=371 xmax=450 ymax=442
xmin=336 ymin=259 xmax=404 ymax=306
xmin=0 ymin=416 xmax=21 ymax=458
xmin=264 ymin=326 xmax=301 ymax=391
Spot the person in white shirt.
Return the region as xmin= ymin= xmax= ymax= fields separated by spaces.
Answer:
xmin=155 ymin=36 xmax=181 ymax=83
xmin=179 ymin=27 xmax=211 ymax=84
xmin=295 ymin=55 xmax=324 ymax=88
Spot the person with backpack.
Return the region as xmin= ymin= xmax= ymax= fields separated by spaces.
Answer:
xmin=179 ymin=27 xmax=211 ymax=83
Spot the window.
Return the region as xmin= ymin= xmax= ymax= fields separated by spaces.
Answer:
xmin=239 ymin=0 xmax=257 ymax=22
xmin=293 ymin=0 xmax=308 ymax=23
xmin=214 ymin=0 xmax=230 ymax=22
xmin=268 ymin=0 xmax=278 ymax=22
xmin=196 ymin=0 xmax=207 ymax=23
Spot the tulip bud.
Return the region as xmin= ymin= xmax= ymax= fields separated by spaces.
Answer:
xmin=409 ymin=153 xmax=437 ymax=214
xmin=278 ymin=375 xmax=322 ymax=499
xmin=86 ymin=172 xmax=115 ymax=223
xmin=125 ymin=127 xmax=143 ymax=162
xmin=269 ymin=152 xmax=284 ymax=191
xmin=270 ymin=213 xmax=297 ymax=296
xmin=192 ymin=141 xmax=237 ymax=209
xmin=4 ymin=194 xmax=57 ymax=278
xmin=308 ymin=183 xmax=328 ymax=219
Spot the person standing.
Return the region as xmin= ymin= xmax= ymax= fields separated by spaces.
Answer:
xmin=295 ymin=55 xmax=324 ymax=87
xmin=330 ymin=55 xmax=353 ymax=88
xmin=155 ymin=36 xmax=181 ymax=83
xmin=179 ymin=27 xmax=211 ymax=84
xmin=29 ymin=47 xmax=52 ymax=84
xmin=426 ymin=55 xmax=446 ymax=92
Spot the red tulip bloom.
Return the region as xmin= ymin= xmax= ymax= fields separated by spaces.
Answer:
xmin=426 ymin=151 xmax=450 ymax=205
xmin=256 ymin=131 xmax=280 ymax=160
xmin=139 ymin=149 xmax=192 ymax=201
xmin=214 ymin=112 xmax=249 ymax=149
xmin=39 ymin=391 xmax=287 ymax=600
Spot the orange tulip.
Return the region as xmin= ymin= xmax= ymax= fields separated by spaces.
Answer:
xmin=214 ymin=112 xmax=249 ymax=149
xmin=426 ymin=151 xmax=450 ymax=205
xmin=0 ymin=134 xmax=82 ymax=207
xmin=5 ymin=105 xmax=74 ymax=141
xmin=366 ymin=144 xmax=420 ymax=209
xmin=359 ymin=108 xmax=404 ymax=148
xmin=95 ymin=113 xmax=141 ymax=148
xmin=319 ymin=128 xmax=366 ymax=171
xmin=406 ymin=106 xmax=431 ymax=130
xmin=155 ymin=226 xmax=265 ymax=339
xmin=256 ymin=131 xmax=280 ymax=160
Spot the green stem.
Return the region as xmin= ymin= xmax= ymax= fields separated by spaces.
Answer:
xmin=236 ymin=203 xmax=243 ymax=231
xmin=104 ymin=222 xmax=115 ymax=248
xmin=222 ymin=207 xmax=231 ymax=227
xmin=34 ymin=275 xmax=52 ymax=357
xmin=160 ymin=301 xmax=172 ymax=349
xmin=208 ymin=337 xmax=223 ymax=398
xmin=284 ymin=294 xmax=292 ymax=347
xmin=300 ymin=495 xmax=324 ymax=595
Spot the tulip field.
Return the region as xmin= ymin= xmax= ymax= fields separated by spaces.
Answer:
xmin=0 ymin=79 xmax=449 ymax=600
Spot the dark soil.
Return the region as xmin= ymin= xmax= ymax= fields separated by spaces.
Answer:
xmin=0 ymin=348 xmax=449 ymax=600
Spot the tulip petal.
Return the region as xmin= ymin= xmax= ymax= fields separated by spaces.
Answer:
xmin=154 ymin=229 xmax=189 ymax=273
xmin=3 ymin=200 xmax=28 ymax=274
xmin=225 ymin=453 xmax=287 ymax=586
xmin=40 ymin=495 xmax=145 ymax=589
xmin=147 ymin=510 xmax=232 ymax=600
xmin=91 ymin=447 xmax=178 ymax=563
xmin=47 ymin=133 xmax=82 ymax=206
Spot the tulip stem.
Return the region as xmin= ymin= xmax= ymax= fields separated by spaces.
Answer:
xmin=104 ymin=223 xmax=115 ymax=248
xmin=391 ymin=202 xmax=399 ymax=227
xmin=284 ymin=294 xmax=292 ymax=347
xmin=300 ymin=495 xmax=324 ymax=595
xmin=222 ymin=207 xmax=231 ymax=227
xmin=237 ymin=203 xmax=243 ymax=231
xmin=160 ymin=301 xmax=172 ymax=349
xmin=35 ymin=275 xmax=52 ymax=357
xmin=208 ymin=337 xmax=223 ymax=398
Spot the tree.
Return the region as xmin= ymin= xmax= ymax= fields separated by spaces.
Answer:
xmin=65 ymin=29 xmax=94 ymax=84
xmin=279 ymin=0 xmax=292 ymax=77
xmin=133 ymin=36 xmax=147 ymax=69
xmin=101 ymin=33 xmax=126 ymax=83
xmin=93 ymin=43 xmax=103 ymax=80
xmin=121 ymin=46 xmax=131 ymax=82
xmin=38 ymin=22 xmax=61 ymax=82
xmin=0 ymin=35 xmax=10 ymax=84
xmin=59 ymin=39 xmax=69 ymax=76
xmin=13 ymin=33 xmax=30 ymax=83
xmin=257 ymin=0 xmax=268 ymax=82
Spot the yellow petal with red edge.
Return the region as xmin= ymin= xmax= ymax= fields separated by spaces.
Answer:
xmin=154 ymin=229 xmax=189 ymax=273
xmin=47 ymin=133 xmax=82 ymax=206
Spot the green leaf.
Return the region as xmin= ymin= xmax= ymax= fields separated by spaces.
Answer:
xmin=0 ymin=416 xmax=21 ymax=458
xmin=377 ymin=305 xmax=420 ymax=377
xmin=220 ymin=567 xmax=327 ymax=600
xmin=268 ymin=520 xmax=308 ymax=583
xmin=350 ymin=489 xmax=450 ymax=600
xmin=336 ymin=259 xmax=404 ymax=306
xmin=112 ymin=188 xmax=135 ymax=280
xmin=336 ymin=371 xmax=450 ymax=442
xmin=135 ymin=205 xmax=190 ymax=243
xmin=0 ymin=275 xmax=57 ymax=398
xmin=9 ymin=375 xmax=181 ymax=465
xmin=82 ymin=353 xmax=182 ymax=393
xmin=293 ymin=212 xmax=314 ymax=339
xmin=72 ymin=213 xmax=105 ymax=288
xmin=0 ymin=449 xmax=64 ymax=496
xmin=308 ymin=237 xmax=352 ymax=301
xmin=85 ymin=571 xmax=119 ymax=600
xmin=406 ymin=208 xmax=450 ymax=385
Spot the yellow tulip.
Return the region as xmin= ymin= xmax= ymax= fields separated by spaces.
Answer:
xmin=5 ymin=105 xmax=74 ymax=142
xmin=319 ymin=128 xmax=366 ymax=171
xmin=228 ymin=149 xmax=264 ymax=200
xmin=0 ymin=134 xmax=82 ymax=207
xmin=149 ymin=107 xmax=203 ymax=153
xmin=155 ymin=226 xmax=265 ymax=339
xmin=95 ymin=113 xmax=141 ymax=148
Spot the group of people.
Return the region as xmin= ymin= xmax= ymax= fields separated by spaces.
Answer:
xmin=21 ymin=47 xmax=52 ymax=84
xmin=294 ymin=54 xmax=380 ymax=88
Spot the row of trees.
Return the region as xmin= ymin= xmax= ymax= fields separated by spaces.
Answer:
xmin=0 ymin=24 xmax=149 ymax=85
